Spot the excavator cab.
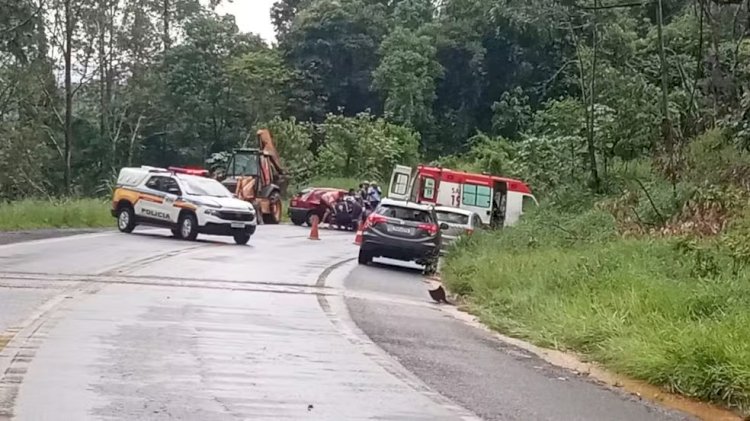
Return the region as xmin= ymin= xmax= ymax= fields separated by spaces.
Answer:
xmin=219 ymin=129 xmax=287 ymax=225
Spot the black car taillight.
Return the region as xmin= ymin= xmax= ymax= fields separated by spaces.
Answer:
xmin=364 ymin=213 xmax=388 ymax=230
xmin=418 ymin=223 xmax=438 ymax=235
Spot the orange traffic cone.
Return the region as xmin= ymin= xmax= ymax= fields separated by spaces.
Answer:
xmin=354 ymin=226 xmax=363 ymax=245
xmin=309 ymin=215 xmax=320 ymax=240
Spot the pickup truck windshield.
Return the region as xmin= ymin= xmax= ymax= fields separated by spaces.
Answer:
xmin=183 ymin=177 xmax=232 ymax=197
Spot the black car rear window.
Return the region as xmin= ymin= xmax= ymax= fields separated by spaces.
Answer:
xmin=376 ymin=205 xmax=434 ymax=223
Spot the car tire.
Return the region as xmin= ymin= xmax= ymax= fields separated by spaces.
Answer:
xmin=306 ymin=211 xmax=322 ymax=227
xmin=171 ymin=228 xmax=182 ymax=239
xmin=358 ymin=249 xmax=372 ymax=265
xmin=262 ymin=192 xmax=282 ymax=225
xmin=291 ymin=213 xmax=305 ymax=226
xmin=233 ymin=232 xmax=250 ymax=245
xmin=179 ymin=213 xmax=199 ymax=241
xmin=424 ymin=259 xmax=438 ymax=276
xmin=117 ymin=206 xmax=136 ymax=233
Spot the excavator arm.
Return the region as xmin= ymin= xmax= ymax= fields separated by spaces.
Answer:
xmin=257 ymin=129 xmax=284 ymax=175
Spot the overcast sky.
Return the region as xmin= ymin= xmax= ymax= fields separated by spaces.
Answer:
xmin=216 ymin=0 xmax=277 ymax=43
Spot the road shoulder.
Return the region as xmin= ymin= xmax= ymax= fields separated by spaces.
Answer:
xmin=0 ymin=228 xmax=112 ymax=246
xmin=341 ymin=262 xmax=695 ymax=421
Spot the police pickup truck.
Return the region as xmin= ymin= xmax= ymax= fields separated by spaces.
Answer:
xmin=111 ymin=166 xmax=257 ymax=245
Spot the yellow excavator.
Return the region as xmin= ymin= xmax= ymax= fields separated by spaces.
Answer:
xmin=217 ymin=129 xmax=288 ymax=224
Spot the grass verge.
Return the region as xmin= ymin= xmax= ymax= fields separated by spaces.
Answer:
xmin=442 ymin=206 xmax=750 ymax=415
xmin=0 ymin=199 xmax=112 ymax=231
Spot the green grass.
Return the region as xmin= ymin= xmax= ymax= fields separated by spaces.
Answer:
xmin=0 ymin=199 xmax=112 ymax=231
xmin=442 ymin=207 xmax=750 ymax=414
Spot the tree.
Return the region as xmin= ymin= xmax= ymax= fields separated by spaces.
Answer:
xmin=228 ymin=49 xmax=291 ymax=126
xmin=372 ymin=27 xmax=442 ymax=146
xmin=316 ymin=112 xmax=420 ymax=181
xmin=161 ymin=15 xmax=265 ymax=162
xmin=281 ymin=0 xmax=389 ymax=120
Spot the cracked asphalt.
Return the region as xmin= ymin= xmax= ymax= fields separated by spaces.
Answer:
xmin=0 ymin=227 xmax=696 ymax=420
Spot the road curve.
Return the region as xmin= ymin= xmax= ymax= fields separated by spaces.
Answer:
xmin=0 ymin=227 xmax=694 ymax=420
xmin=343 ymin=259 xmax=696 ymax=421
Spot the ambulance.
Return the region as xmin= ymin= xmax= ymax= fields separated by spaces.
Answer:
xmin=387 ymin=165 xmax=537 ymax=227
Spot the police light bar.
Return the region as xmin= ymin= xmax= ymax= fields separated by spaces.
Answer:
xmin=168 ymin=166 xmax=209 ymax=177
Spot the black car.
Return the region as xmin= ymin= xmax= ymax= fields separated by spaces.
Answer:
xmin=357 ymin=198 xmax=447 ymax=274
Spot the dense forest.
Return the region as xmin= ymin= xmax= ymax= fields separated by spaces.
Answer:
xmin=2 ymin=0 xmax=748 ymax=201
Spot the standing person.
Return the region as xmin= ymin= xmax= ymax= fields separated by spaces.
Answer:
xmin=358 ymin=182 xmax=369 ymax=203
xmin=367 ymin=181 xmax=382 ymax=210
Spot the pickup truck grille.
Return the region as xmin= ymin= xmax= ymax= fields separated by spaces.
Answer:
xmin=217 ymin=211 xmax=255 ymax=222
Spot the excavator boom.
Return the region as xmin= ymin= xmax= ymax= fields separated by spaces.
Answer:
xmin=257 ymin=129 xmax=284 ymax=175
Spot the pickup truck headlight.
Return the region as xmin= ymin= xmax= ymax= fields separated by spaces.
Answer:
xmin=204 ymin=209 xmax=221 ymax=216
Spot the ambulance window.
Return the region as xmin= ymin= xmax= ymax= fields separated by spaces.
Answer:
xmin=522 ymin=195 xmax=537 ymax=213
xmin=462 ymin=184 xmax=492 ymax=208
xmin=422 ymin=177 xmax=436 ymax=199
xmin=392 ymin=173 xmax=409 ymax=195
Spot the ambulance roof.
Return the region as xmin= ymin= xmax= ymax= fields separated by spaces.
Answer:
xmin=417 ymin=165 xmax=532 ymax=194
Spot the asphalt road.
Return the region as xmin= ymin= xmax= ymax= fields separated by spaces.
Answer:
xmin=343 ymin=258 xmax=695 ymax=421
xmin=0 ymin=227 xmax=695 ymax=420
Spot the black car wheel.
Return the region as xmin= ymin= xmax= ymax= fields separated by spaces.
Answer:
xmin=171 ymin=228 xmax=182 ymax=238
xmin=424 ymin=258 xmax=438 ymax=276
xmin=290 ymin=213 xmax=306 ymax=226
xmin=358 ymin=249 xmax=372 ymax=265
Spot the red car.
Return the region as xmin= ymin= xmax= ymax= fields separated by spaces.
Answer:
xmin=288 ymin=187 xmax=348 ymax=226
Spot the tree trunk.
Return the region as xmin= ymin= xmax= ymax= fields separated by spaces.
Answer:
xmin=64 ymin=0 xmax=74 ymax=194
xmin=656 ymin=0 xmax=673 ymax=155
xmin=587 ymin=0 xmax=600 ymax=189
xmin=163 ymin=0 xmax=171 ymax=50
xmin=99 ymin=2 xmax=107 ymax=144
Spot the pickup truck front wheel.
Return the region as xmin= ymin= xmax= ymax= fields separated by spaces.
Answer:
xmin=179 ymin=213 xmax=199 ymax=241
xmin=233 ymin=232 xmax=250 ymax=245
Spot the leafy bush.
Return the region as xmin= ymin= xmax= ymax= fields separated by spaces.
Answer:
xmin=263 ymin=117 xmax=316 ymax=185
xmin=316 ymin=112 xmax=420 ymax=182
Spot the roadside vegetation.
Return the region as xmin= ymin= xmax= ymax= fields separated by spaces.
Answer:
xmin=443 ymin=131 xmax=750 ymax=414
xmin=0 ymin=199 xmax=110 ymax=231
xmin=4 ymin=0 xmax=750 ymax=413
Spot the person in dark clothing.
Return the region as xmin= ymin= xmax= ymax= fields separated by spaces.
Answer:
xmin=347 ymin=196 xmax=363 ymax=228
xmin=358 ymin=182 xmax=369 ymax=203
